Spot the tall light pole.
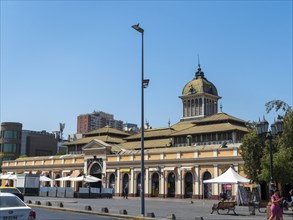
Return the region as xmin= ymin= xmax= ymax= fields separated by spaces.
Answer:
xmin=256 ymin=116 xmax=283 ymax=195
xmin=132 ymin=23 xmax=149 ymax=216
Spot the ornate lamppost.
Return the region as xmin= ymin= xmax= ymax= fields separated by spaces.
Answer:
xmin=256 ymin=117 xmax=283 ymax=194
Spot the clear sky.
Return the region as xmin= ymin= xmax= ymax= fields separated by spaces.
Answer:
xmin=1 ymin=1 xmax=292 ymax=137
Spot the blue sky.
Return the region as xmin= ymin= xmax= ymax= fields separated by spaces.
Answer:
xmin=1 ymin=1 xmax=292 ymax=137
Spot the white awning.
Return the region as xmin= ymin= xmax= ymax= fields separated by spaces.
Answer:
xmin=180 ymin=167 xmax=193 ymax=170
xmin=70 ymin=170 xmax=81 ymax=178
xmin=106 ymin=169 xmax=116 ymax=173
xmin=134 ymin=168 xmax=141 ymax=172
xmin=62 ymin=170 xmax=71 ymax=173
xmin=164 ymin=167 xmax=175 ymax=171
xmin=149 ymin=168 xmax=159 ymax=171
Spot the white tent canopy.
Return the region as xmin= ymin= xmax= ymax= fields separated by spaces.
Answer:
xmin=0 ymin=174 xmax=17 ymax=180
xmin=203 ymin=167 xmax=251 ymax=184
xmin=55 ymin=175 xmax=101 ymax=182
xmin=54 ymin=176 xmax=71 ymax=181
xmin=40 ymin=176 xmax=53 ymax=182
xmin=70 ymin=175 xmax=102 ymax=182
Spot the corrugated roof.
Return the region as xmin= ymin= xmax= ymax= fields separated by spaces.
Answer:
xmin=124 ymin=128 xmax=175 ymax=140
xmin=84 ymin=126 xmax=130 ymax=137
xmin=193 ymin=112 xmax=246 ymax=124
xmin=65 ymin=135 xmax=125 ymax=146
xmin=118 ymin=138 xmax=172 ymax=150
xmin=117 ymin=143 xmax=241 ymax=155
xmin=171 ymin=122 xmax=248 ymax=136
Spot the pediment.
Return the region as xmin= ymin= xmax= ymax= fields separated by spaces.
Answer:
xmin=83 ymin=139 xmax=112 ymax=151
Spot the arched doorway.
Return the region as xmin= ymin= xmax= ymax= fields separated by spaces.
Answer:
xmin=109 ymin=173 xmax=115 ymax=194
xmin=184 ymin=172 xmax=193 ymax=198
xmin=203 ymin=171 xmax=212 ymax=199
xmin=136 ymin=173 xmax=141 ymax=197
xmin=89 ymin=163 xmax=102 ymax=188
xmin=151 ymin=172 xmax=159 ymax=197
xmin=55 ymin=174 xmax=60 ymax=187
xmin=167 ymin=172 xmax=176 ymax=197
xmin=122 ymin=173 xmax=129 ymax=197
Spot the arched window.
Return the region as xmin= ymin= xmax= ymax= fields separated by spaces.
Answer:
xmin=109 ymin=173 xmax=115 ymax=194
xmin=151 ymin=173 xmax=159 ymax=197
xmin=167 ymin=172 xmax=176 ymax=197
xmin=203 ymin=171 xmax=212 ymax=199
xmin=184 ymin=172 xmax=193 ymax=198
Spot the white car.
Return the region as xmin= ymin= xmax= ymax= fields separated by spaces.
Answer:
xmin=0 ymin=192 xmax=36 ymax=220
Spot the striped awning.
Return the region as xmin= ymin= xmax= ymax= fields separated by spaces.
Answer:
xmin=70 ymin=170 xmax=81 ymax=178
xmin=164 ymin=167 xmax=175 ymax=171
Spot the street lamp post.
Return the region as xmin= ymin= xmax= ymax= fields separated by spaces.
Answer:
xmin=132 ymin=23 xmax=149 ymax=216
xmin=256 ymin=117 xmax=283 ymax=194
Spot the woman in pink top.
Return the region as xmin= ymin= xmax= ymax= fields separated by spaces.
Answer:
xmin=269 ymin=189 xmax=284 ymax=220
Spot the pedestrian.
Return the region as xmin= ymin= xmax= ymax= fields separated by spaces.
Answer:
xmin=289 ymin=189 xmax=293 ymax=209
xmin=269 ymin=189 xmax=284 ymax=220
xmin=123 ymin=184 xmax=129 ymax=199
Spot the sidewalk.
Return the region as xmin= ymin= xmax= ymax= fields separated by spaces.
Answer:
xmin=26 ymin=196 xmax=293 ymax=220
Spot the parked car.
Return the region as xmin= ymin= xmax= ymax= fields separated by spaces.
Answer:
xmin=0 ymin=187 xmax=24 ymax=201
xmin=0 ymin=192 xmax=36 ymax=220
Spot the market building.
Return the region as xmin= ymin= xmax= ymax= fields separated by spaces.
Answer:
xmin=1 ymin=64 xmax=249 ymax=200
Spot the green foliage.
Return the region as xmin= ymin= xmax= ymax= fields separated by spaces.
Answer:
xmin=265 ymin=100 xmax=292 ymax=114
xmin=55 ymin=150 xmax=66 ymax=156
xmin=241 ymin=100 xmax=293 ymax=187
xmin=19 ymin=155 xmax=28 ymax=158
xmin=240 ymin=128 xmax=264 ymax=183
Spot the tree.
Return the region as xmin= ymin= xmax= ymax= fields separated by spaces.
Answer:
xmin=262 ymin=100 xmax=293 ymax=187
xmin=241 ymin=100 xmax=293 ymax=188
xmin=240 ymin=127 xmax=265 ymax=183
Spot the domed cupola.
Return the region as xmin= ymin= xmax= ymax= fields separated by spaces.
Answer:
xmin=179 ymin=64 xmax=221 ymax=121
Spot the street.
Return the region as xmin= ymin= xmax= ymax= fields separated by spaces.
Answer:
xmin=33 ymin=207 xmax=123 ymax=220
xmin=26 ymin=196 xmax=293 ymax=220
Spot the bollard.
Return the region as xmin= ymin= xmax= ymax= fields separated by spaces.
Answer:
xmin=101 ymin=207 xmax=109 ymax=213
xmin=35 ymin=201 xmax=41 ymax=205
xmin=167 ymin=213 xmax=176 ymax=219
xmin=57 ymin=202 xmax=63 ymax=208
xmin=85 ymin=206 xmax=92 ymax=211
xmin=147 ymin=212 xmax=155 ymax=218
xmin=45 ymin=201 xmax=52 ymax=206
xmin=195 ymin=217 xmax=204 ymax=220
xmin=119 ymin=209 xmax=128 ymax=215
xmin=26 ymin=200 xmax=32 ymax=204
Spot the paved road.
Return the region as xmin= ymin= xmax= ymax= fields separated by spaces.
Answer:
xmin=26 ymin=196 xmax=293 ymax=220
xmin=34 ymin=207 xmax=123 ymax=220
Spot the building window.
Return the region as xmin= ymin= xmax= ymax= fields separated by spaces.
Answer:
xmin=3 ymin=144 xmax=17 ymax=153
xmin=3 ymin=131 xmax=19 ymax=139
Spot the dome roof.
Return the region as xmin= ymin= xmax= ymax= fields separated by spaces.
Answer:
xmin=182 ymin=65 xmax=218 ymax=96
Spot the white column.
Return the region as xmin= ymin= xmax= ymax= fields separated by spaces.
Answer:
xmin=213 ymin=165 xmax=219 ymax=196
xmin=233 ymin=165 xmax=239 ymax=198
xmin=160 ymin=170 xmax=165 ymax=197
xmin=117 ymin=170 xmax=121 ymax=195
xmin=194 ymin=166 xmax=199 ymax=195
xmin=130 ymin=168 xmax=134 ymax=196
xmin=145 ymin=168 xmax=149 ymax=195
xmin=177 ymin=168 xmax=181 ymax=197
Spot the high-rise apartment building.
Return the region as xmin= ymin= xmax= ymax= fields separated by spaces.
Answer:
xmin=77 ymin=111 xmax=123 ymax=134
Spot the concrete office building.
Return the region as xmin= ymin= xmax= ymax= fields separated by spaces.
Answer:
xmin=77 ymin=111 xmax=124 ymax=134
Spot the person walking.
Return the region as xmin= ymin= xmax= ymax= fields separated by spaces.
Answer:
xmin=123 ymin=183 xmax=129 ymax=199
xmin=269 ymin=189 xmax=284 ymax=220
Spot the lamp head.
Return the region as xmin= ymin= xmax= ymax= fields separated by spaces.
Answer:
xmin=132 ymin=23 xmax=144 ymax=33
xmin=143 ymin=79 xmax=150 ymax=88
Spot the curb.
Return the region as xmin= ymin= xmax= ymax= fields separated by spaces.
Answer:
xmin=28 ymin=204 xmax=164 ymax=220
